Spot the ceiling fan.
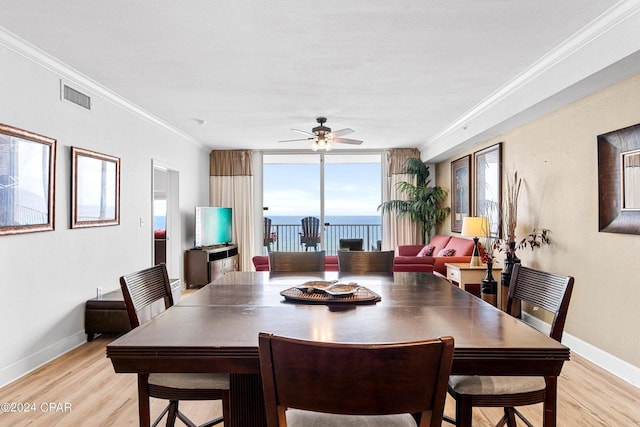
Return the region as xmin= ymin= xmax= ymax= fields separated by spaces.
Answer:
xmin=278 ymin=117 xmax=363 ymax=151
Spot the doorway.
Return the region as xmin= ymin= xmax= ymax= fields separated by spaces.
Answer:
xmin=152 ymin=162 xmax=180 ymax=279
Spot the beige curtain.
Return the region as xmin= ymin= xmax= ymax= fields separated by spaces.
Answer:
xmin=210 ymin=150 xmax=254 ymax=271
xmin=382 ymin=148 xmax=421 ymax=251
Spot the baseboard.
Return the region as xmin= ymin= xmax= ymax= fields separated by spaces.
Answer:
xmin=0 ymin=331 xmax=86 ymax=388
xmin=522 ymin=312 xmax=640 ymax=389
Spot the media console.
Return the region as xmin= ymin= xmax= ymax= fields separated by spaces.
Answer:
xmin=184 ymin=244 xmax=238 ymax=287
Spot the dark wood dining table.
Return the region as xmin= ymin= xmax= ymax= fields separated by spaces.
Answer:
xmin=106 ymin=271 xmax=569 ymax=427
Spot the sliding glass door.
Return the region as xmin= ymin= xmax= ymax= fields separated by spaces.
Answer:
xmin=263 ymin=152 xmax=382 ymax=254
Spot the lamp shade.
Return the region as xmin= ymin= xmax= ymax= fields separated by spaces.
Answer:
xmin=461 ymin=216 xmax=489 ymax=238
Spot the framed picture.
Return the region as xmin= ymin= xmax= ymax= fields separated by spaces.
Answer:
xmin=451 ymin=155 xmax=471 ymax=233
xmin=71 ymin=147 xmax=120 ymax=228
xmin=474 ymin=143 xmax=502 ymax=237
xmin=598 ymin=123 xmax=640 ymax=234
xmin=0 ymin=123 xmax=56 ymax=236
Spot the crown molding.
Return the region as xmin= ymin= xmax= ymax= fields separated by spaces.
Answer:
xmin=421 ymin=0 xmax=640 ymax=162
xmin=0 ymin=26 xmax=203 ymax=148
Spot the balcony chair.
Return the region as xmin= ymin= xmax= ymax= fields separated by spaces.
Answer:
xmin=337 ymin=249 xmax=395 ymax=273
xmin=263 ymin=217 xmax=276 ymax=250
xmin=445 ymin=264 xmax=574 ymax=427
xmin=300 ymin=216 xmax=320 ymax=251
xmin=258 ymin=332 xmax=454 ymax=427
xmin=268 ymin=250 xmax=326 ymax=272
xmin=119 ymin=264 xmax=230 ymax=427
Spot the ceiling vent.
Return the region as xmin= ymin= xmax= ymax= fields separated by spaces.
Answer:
xmin=62 ymin=83 xmax=91 ymax=110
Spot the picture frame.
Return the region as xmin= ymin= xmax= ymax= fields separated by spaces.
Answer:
xmin=71 ymin=147 xmax=120 ymax=228
xmin=474 ymin=143 xmax=502 ymax=237
xmin=0 ymin=123 xmax=56 ymax=236
xmin=597 ymin=123 xmax=640 ymax=234
xmin=451 ymin=155 xmax=471 ymax=233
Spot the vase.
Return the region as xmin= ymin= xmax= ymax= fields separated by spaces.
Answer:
xmin=500 ymin=241 xmax=521 ymax=311
xmin=481 ymin=262 xmax=498 ymax=307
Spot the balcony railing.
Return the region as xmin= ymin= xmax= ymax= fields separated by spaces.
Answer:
xmin=266 ymin=223 xmax=382 ymax=256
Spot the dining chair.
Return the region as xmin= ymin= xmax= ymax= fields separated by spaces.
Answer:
xmin=119 ymin=264 xmax=230 ymax=427
xmin=300 ymin=216 xmax=320 ymax=251
xmin=268 ymin=250 xmax=326 ymax=272
xmin=258 ymin=332 xmax=454 ymax=427
xmin=337 ymin=249 xmax=395 ymax=273
xmin=445 ymin=263 xmax=574 ymax=427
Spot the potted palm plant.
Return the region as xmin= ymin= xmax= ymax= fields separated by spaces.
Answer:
xmin=378 ymin=157 xmax=450 ymax=244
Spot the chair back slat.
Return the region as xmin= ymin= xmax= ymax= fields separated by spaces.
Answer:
xmin=507 ymin=264 xmax=574 ymax=342
xmin=120 ymin=264 xmax=173 ymax=328
xmin=337 ymin=250 xmax=394 ymax=273
xmin=259 ymin=333 xmax=454 ymax=427
xmin=269 ymin=251 xmax=326 ymax=272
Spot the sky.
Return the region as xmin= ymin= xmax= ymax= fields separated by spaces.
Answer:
xmin=263 ymin=159 xmax=382 ymax=217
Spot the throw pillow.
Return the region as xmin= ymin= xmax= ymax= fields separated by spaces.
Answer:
xmin=417 ymin=244 xmax=435 ymax=257
xmin=437 ymin=248 xmax=455 ymax=257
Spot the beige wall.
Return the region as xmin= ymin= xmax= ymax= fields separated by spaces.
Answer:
xmin=435 ymin=72 xmax=640 ymax=370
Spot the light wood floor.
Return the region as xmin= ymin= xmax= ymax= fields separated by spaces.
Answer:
xmin=0 ymin=335 xmax=638 ymax=426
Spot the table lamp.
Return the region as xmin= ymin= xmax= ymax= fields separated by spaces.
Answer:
xmin=461 ymin=216 xmax=489 ymax=267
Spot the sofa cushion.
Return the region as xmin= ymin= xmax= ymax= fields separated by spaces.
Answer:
xmin=444 ymin=237 xmax=475 ymax=256
xmin=429 ymin=235 xmax=452 ymax=254
xmin=437 ymin=248 xmax=455 ymax=257
xmin=417 ymin=244 xmax=435 ymax=257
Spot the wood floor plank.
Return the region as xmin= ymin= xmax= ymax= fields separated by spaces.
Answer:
xmin=1 ymin=335 xmax=638 ymax=426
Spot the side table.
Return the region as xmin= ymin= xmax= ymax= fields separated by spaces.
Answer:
xmin=445 ymin=262 xmax=502 ymax=308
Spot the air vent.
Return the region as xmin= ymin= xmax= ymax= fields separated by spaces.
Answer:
xmin=62 ymin=84 xmax=91 ymax=110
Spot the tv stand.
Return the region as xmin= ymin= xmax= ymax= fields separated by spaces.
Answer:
xmin=185 ymin=244 xmax=238 ymax=288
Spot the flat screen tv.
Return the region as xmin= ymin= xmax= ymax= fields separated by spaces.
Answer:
xmin=194 ymin=206 xmax=232 ymax=248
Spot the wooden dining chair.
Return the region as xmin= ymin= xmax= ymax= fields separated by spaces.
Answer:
xmin=258 ymin=332 xmax=454 ymax=427
xmin=120 ymin=264 xmax=230 ymax=427
xmin=445 ymin=264 xmax=574 ymax=427
xmin=268 ymin=250 xmax=326 ymax=272
xmin=300 ymin=216 xmax=320 ymax=251
xmin=337 ymin=249 xmax=395 ymax=273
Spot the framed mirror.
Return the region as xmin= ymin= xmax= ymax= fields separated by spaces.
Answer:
xmin=0 ymin=123 xmax=56 ymax=236
xmin=71 ymin=147 xmax=120 ymax=228
xmin=451 ymin=155 xmax=471 ymax=233
xmin=474 ymin=143 xmax=502 ymax=237
xmin=598 ymin=123 xmax=640 ymax=234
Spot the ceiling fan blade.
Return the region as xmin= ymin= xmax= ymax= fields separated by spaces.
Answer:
xmin=291 ymin=129 xmax=315 ymax=136
xmin=332 ymin=128 xmax=355 ymax=137
xmin=333 ymin=138 xmax=363 ymax=145
xmin=278 ymin=137 xmax=315 ymax=142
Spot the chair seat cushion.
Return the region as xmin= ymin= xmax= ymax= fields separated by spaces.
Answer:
xmin=148 ymin=373 xmax=230 ymax=390
xmin=449 ymin=375 xmax=546 ymax=395
xmin=286 ymin=409 xmax=417 ymax=427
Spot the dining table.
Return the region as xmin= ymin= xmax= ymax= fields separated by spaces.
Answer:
xmin=106 ymin=271 xmax=570 ymax=427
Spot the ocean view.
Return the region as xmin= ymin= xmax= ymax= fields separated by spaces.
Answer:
xmin=264 ymin=215 xmax=382 ymax=254
xmin=267 ymin=215 xmax=381 ymax=225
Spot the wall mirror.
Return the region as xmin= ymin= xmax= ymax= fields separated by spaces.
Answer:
xmin=598 ymin=123 xmax=640 ymax=234
xmin=474 ymin=143 xmax=502 ymax=237
xmin=451 ymin=155 xmax=471 ymax=233
xmin=71 ymin=147 xmax=120 ymax=228
xmin=0 ymin=123 xmax=56 ymax=236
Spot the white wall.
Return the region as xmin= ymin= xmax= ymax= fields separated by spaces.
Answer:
xmin=0 ymin=44 xmax=211 ymax=386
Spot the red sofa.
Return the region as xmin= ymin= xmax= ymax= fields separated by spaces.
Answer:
xmin=393 ymin=234 xmax=475 ymax=276
xmin=252 ymin=255 xmax=339 ymax=271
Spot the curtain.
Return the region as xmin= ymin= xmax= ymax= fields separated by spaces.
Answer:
xmin=381 ymin=148 xmax=421 ymax=251
xmin=210 ymin=150 xmax=254 ymax=271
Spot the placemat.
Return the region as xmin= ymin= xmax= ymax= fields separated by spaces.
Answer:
xmin=280 ymin=286 xmax=381 ymax=304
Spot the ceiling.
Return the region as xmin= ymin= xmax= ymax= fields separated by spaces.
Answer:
xmin=0 ymin=1 xmax=633 ymax=160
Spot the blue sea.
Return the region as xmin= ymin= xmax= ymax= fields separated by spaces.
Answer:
xmin=265 ymin=215 xmax=382 ymax=253
xmin=267 ymin=215 xmax=381 ymax=225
